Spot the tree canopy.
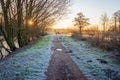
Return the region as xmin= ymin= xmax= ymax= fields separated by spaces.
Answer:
xmin=74 ymin=12 xmax=89 ymax=35
xmin=0 ymin=0 xmax=70 ymax=55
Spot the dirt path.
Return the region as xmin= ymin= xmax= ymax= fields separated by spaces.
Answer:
xmin=46 ymin=35 xmax=87 ymax=80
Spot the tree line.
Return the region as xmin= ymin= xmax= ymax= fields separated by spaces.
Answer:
xmin=74 ymin=10 xmax=120 ymax=34
xmin=73 ymin=10 xmax=120 ymax=52
xmin=0 ymin=0 xmax=70 ymax=58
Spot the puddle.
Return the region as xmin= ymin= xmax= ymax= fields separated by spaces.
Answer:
xmin=56 ymin=49 xmax=63 ymax=51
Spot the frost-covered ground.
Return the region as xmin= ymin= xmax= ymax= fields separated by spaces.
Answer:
xmin=59 ymin=35 xmax=120 ymax=80
xmin=0 ymin=35 xmax=53 ymax=80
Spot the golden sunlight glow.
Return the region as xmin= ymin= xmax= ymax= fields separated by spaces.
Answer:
xmin=52 ymin=19 xmax=73 ymax=29
xmin=28 ymin=20 xmax=34 ymax=26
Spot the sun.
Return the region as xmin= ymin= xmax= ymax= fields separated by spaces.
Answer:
xmin=28 ymin=20 xmax=34 ymax=26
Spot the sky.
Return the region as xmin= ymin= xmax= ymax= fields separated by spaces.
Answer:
xmin=53 ymin=0 xmax=120 ymax=29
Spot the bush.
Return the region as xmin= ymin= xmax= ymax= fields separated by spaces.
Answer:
xmin=71 ymin=32 xmax=87 ymax=41
xmin=72 ymin=31 xmax=120 ymax=53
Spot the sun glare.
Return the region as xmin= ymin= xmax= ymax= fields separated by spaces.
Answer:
xmin=52 ymin=19 xmax=73 ymax=29
xmin=28 ymin=20 xmax=34 ymax=26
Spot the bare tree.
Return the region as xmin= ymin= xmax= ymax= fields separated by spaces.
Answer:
xmin=0 ymin=0 xmax=70 ymax=51
xmin=118 ymin=10 xmax=120 ymax=33
xmin=114 ymin=12 xmax=118 ymax=32
xmin=74 ymin=12 xmax=89 ymax=35
xmin=21 ymin=0 xmax=70 ymax=44
xmin=100 ymin=13 xmax=108 ymax=32
xmin=0 ymin=0 xmax=16 ymax=51
xmin=114 ymin=10 xmax=120 ymax=32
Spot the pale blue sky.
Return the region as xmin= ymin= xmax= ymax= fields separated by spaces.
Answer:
xmin=53 ymin=0 xmax=120 ymax=28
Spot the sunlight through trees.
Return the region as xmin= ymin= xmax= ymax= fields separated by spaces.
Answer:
xmin=0 ymin=0 xmax=70 ymax=58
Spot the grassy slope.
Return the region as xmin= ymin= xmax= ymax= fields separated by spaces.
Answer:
xmin=0 ymin=35 xmax=53 ymax=80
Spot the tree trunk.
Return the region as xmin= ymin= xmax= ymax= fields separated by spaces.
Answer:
xmin=17 ymin=0 xmax=25 ymax=47
xmin=0 ymin=52 xmax=3 ymax=59
xmin=0 ymin=0 xmax=16 ymax=51
xmin=79 ymin=26 xmax=82 ymax=36
xmin=114 ymin=17 xmax=117 ymax=32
